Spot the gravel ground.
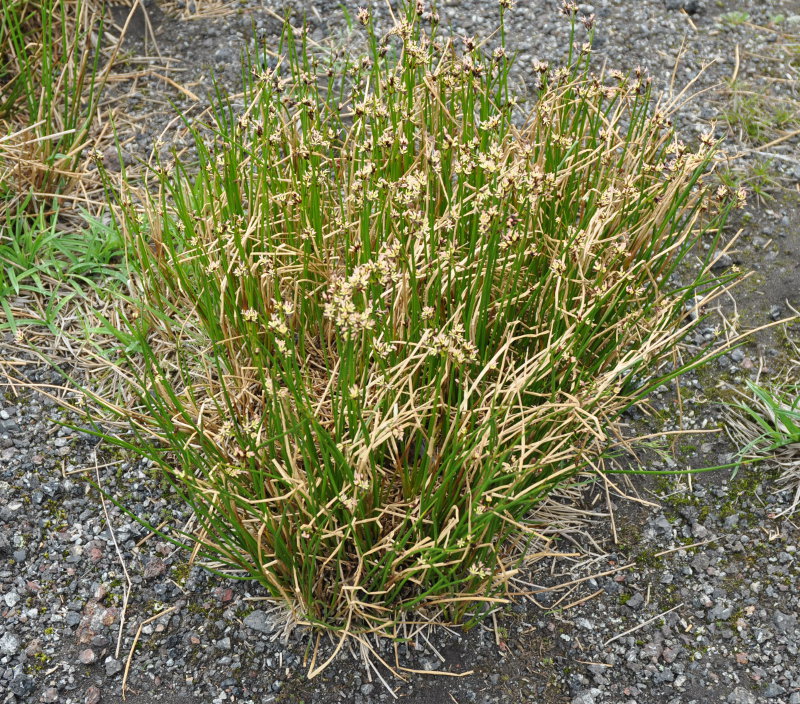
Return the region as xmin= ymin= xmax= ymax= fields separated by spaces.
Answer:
xmin=2 ymin=0 xmax=800 ymax=702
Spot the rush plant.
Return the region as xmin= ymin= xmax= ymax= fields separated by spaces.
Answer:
xmin=0 ymin=0 xmax=106 ymax=213
xmin=84 ymin=1 xmax=740 ymax=659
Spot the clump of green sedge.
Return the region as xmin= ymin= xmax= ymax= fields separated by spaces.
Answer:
xmin=82 ymin=0 xmax=741 ymax=668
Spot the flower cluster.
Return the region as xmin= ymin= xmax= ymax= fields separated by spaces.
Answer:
xmin=322 ymin=244 xmax=402 ymax=339
xmin=428 ymin=323 xmax=478 ymax=366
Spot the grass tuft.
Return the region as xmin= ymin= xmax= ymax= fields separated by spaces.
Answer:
xmin=0 ymin=0 xmax=107 ymax=212
xmin=0 ymin=0 xmax=123 ymax=334
xmin=76 ymin=2 xmax=740 ymax=653
xmin=727 ymin=345 xmax=800 ymax=515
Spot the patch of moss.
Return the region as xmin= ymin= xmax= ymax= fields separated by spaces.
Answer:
xmin=25 ymin=652 xmax=51 ymax=674
xmin=679 ymin=443 xmax=698 ymax=456
xmin=634 ymin=547 xmax=663 ymax=568
xmin=172 ymin=562 xmax=192 ymax=586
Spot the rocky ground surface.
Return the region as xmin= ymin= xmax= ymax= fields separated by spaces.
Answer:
xmin=2 ymin=0 xmax=800 ymax=702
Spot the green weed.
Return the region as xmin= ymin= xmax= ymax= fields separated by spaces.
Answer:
xmin=727 ymin=368 xmax=800 ymax=515
xmin=0 ymin=205 xmax=125 ymax=333
xmin=720 ymin=11 xmax=750 ymax=27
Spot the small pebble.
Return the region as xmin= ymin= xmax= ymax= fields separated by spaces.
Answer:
xmin=79 ymin=648 xmax=97 ymax=665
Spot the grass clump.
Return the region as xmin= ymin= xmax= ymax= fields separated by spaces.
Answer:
xmin=727 ymin=350 xmax=800 ymax=515
xmin=720 ymin=78 xmax=799 ymax=146
xmin=0 ymin=0 xmax=107 ymax=212
xmin=82 ymin=1 xmax=739 ymax=656
xmin=0 ymin=0 xmax=124 ymax=334
xmin=0 ymin=207 xmax=123 ymax=333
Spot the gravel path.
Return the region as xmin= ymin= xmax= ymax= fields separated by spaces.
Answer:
xmin=2 ymin=0 xmax=800 ymax=702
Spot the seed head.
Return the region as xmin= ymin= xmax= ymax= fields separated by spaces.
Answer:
xmin=560 ymin=1 xmax=578 ymax=16
xmin=699 ymin=130 xmax=716 ymax=148
xmin=468 ymin=562 xmax=491 ymax=578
